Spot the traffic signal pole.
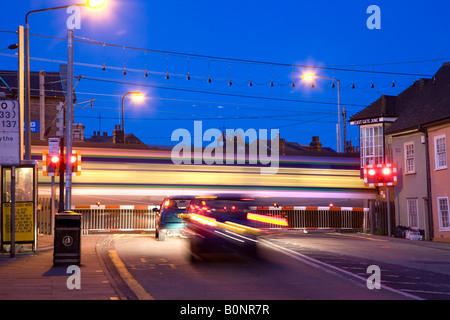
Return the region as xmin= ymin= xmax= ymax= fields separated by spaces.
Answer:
xmin=387 ymin=186 xmax=391 ymax=236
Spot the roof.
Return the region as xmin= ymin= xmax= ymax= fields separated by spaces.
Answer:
xmin=349 ymin=94 xmax=397 ymax=121
xmin=283 ymin=141 xmax=336 ymax=155
xmin=387 ymin=63 xmax=450 ymax=133
xmin=350 ymin=62 xmax=450 ymax=134
xmin=0 ymin=70 xmax=65 ymax=98
xmin=84 ymin=133 xmax=146 ymax=145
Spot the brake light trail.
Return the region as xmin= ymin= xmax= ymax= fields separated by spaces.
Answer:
xmin=189 ymin=214 xmax=217 ymax=227
xmin=247 ymin=213 xmax=288 ymax=226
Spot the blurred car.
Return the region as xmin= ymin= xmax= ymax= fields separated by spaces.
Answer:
xmin=154 ymin=195 xmax=194 ymax=241
xmin=183 ymin=194 xmax=281 ymax=260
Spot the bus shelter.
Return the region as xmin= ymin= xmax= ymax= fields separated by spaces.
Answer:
xmin=1 ymin=160 xmax=38 ymax=253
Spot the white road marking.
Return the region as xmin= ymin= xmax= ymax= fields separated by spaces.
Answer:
xmin=260 ymin=239 xmax=423 ymax=300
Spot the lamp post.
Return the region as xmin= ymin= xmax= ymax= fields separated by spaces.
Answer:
xmin=24 ymin=1 xmax=105 ymax=211
xmin=23 ymin=1 xmax=105 ymax=160
xmin=302 ymin=74 xmax=342 ymax=153
xmin=121 ymin=92 xmax=143 ymax=135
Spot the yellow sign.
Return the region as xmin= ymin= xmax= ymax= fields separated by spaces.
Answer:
xmin=2 ymin=202 xmax=34 ymax=243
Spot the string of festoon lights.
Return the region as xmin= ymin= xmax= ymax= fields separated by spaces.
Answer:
xmin=26 ymin=32 xmax=448 ymax=90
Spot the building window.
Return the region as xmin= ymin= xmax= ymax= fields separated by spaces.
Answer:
xmin=434 ymin=134 xmax=447 ymax=170
xmin=437 ymin=197 xmax=450 ymax=231
xmin=404 ymin=142 xmax=415 ymax=174
xmin=360 ymin=124 xmax=383 ymax=167
xmin=407 ymin=198 xmax=419 ymax=229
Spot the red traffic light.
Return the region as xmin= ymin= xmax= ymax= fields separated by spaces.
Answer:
xmin=51 ymin=155 xmax=60 ymax=164
xmin=363 ymin=163 xmax=397 ymax=187
xmin=70 ymin=152 xmax=82 ymax=176
xmin=45 ymin=154 xmax=61 ymax=176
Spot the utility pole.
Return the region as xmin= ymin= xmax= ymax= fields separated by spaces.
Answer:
xmin=342 ymin=107 xmax=347 ymax=153
xmin=65 ymin=29 xmax=74 ymax=211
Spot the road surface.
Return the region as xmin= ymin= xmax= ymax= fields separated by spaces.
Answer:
xmin=98 ymin=231 xmax=450 ymax=301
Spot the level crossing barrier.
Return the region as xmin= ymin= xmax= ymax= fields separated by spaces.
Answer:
xmin=74 ymin=205 xmax=158 ymax=235
xmin=37 ymin=200 xmax=369 ymax=234
xmin=249 ymin=206 xmax=369 ymax=231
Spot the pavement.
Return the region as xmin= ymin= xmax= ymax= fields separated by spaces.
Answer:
xmin=0 ymin=234 xmax=120 ymax=300
xmin=1 ymin=232 xmax=450 ymax=300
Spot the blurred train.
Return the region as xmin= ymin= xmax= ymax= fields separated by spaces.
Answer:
xmin=31 ymin=145 xmax=376 ymax=206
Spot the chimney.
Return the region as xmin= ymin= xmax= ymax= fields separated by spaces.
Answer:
xmin=280 ymin=138 xmax=286 ymax=155
xmin=345 ymin=140 xmax=355 ymax=153
xmin=113 ymin=124 xmax=124 ymax=144
xmin=309 ymin=136 xmax=322 ymax=152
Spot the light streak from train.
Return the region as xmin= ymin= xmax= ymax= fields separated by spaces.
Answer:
xmin=32 ymin=145 xmax=375 ymax=203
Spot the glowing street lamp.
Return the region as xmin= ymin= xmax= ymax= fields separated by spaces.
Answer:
xmin=121 ymin=92 xmax=144 ymax=135
xmin=86 ymin=0 xmax=106 ymax=9
xmin=302 ymin=73 xmax=342 ymax=153
xmin=301 ymin=73 xmax=315 ymax=82
xmin=131 ymin=93 xmax=144 ymax=102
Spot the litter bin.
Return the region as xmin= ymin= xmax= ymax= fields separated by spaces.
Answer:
xmin=53 ymin=211 xmax=81 ymax=267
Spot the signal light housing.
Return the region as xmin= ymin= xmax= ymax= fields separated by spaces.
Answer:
xmin=70 ymin=151 xmax=82 ymax=176
xmin=42 ymin=150 xmax=82 ymax=176
xmin=43 ymin=152 xmax=61 ymax=176
xmin=363 ymin=163 xmax=397 ymax=187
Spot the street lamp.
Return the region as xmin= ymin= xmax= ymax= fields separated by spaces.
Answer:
xmin=23 ymin=0 xmax=106 ymax=160
xmin=302 ymin=73 xmax=342 ymax=153
xmin=86 ymin=0 xmax=106 ymax=8
xmin=23 ymin=1 xmax=106 ymax=212
xmin=121 ymin=92 xmax=144 ymax=135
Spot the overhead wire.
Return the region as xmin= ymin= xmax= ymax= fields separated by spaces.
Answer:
xmin=71 ymin=34 xmax=436 ymax=77
xmin=79 ymin=75 xmax=368 ymax=108
xmin=2 ymin=29 xmax=445 ymax=145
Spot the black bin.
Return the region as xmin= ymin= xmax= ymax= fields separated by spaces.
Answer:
xmin=53 ymin=211 xmax=81 ymax=267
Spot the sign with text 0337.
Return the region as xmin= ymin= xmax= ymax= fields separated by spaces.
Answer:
xmin=0 ymin=100 xmax=20 ymax=166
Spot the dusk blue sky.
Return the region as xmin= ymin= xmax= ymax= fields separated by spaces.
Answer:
xmin=1 ymin=1 xmax=449 ymax=150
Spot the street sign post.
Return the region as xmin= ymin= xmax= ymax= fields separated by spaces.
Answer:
xmin=0 ymin=100 xmax=20 ymax=166
xmin=48 ymin=137 xmax=60 ymax=157
xmin=0 ymin=99 xmax=20 ymax=258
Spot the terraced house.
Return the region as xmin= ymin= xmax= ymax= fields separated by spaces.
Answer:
xmin=350 ymin=62 xmax=450 ymax=242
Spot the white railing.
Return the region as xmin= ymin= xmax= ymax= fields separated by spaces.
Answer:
xmin=37 ymin=200 xmax=369 ymax=235
xmin=250 ymin=206 xmax=369 ymax=231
